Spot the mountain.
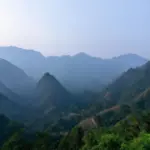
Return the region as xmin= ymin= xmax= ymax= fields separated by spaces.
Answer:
xmin=0 ymin=91 xmax=41 ymax=126
xmin=0 ymin=46 xmax=46 ymax=79
xmin=0 ymin=58 xmax=35 ymax=99
xmin=0 ymin=48 xmax=150 ymax=149
xmin=112 ymin=53 xmax=147 ymax=67
xmin=57 ymin=61 xmax=150 ymax=150
xmin=32 ymin=73 xmax=100 ymax=132
xmin=131 ymin=87 xmax=150 ymax=111
xmin=53 ymin=60 xmax=150 ymax=131
xmin=82 ymin=60 xmax=150 ymax=120
xmin=0 ymin=93 xmax=23 ymax=120
xmin=100 ymin=61 xmax=150 ymax=108
xmin=0 ymin=46 xmax=147 ymax=93
xmin=28 ymin=73 xmax=77 ymax=131
xmin=0 ymin=81 xmax=21 ymax=104
xmin=35 ymin=72 xmax=72 ymax=111
xmin=0 ymin=114 xmax=23 ymax=146
xmin=47 ymin=53 xmax=147 ymax=93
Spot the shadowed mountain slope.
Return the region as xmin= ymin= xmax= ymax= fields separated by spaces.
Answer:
xmin=0 ymin=58 xmax=35 ymax=100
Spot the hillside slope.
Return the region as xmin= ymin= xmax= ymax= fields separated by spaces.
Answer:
xmin=0 ymin=81 xmax=21 ymax=104
xmin=0 ymin=93 xmax=23 ymax=120
xmin=97 ymin=61 xmax=150 ymax=109
xmin=35 ymin=73 xmax=73 ymax=111
xmin=0 ymin=58 xmax=35 ymax=99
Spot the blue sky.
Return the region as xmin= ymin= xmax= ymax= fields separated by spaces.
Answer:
xmin=0 ymin=0 xmax=150 ymax=58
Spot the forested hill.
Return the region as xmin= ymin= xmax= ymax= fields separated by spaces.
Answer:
xmin=58 ymin=60 xmax=150 ymax=150
xmin=87 ymin=61 xmax=150 ymax=114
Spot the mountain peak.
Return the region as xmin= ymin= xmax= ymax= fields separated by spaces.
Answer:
xmin=43 ymin=72 xmax=52 ymax=77
xmin=74 ymin=52 xmax=91 ymax=58
xmin=114 ymin=53 xmax=146 ymax=60
xmin=36 ymin=73 xmax=72 ymax=111
xmin=37 ymin=72 xmax=66 ymax=93
xmin=41 ymin=72 xmax=56 ymax=82
xmin=142 ymin=61 xmax=150 ymax=70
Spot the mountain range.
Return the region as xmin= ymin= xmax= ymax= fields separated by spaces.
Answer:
xmin=0 ymin=46 xmax=150 ymax=149
xmin=0 ymin=46 xmax=147 ymax=93
xmin=46 ymin=59 xmax=150 ymax=134
xmin=0 ymin=46 xmax=149 ymax=127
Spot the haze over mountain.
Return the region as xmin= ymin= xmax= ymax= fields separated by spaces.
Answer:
xmin=35 ymin=72 xmax=72 ymax=111
xmin=0 ymin=58 xmax=35 ymax=102
xmin=0 ymin=93 xmax=23 ymax=120
xmin=0 ymin=46 xmax=147 ymax=93
xmin=0 ymin=1 xmax=150 ymax=149
xmin=0 ymin=47 xmax=46 ymax=79
xmin=0 ymin=49 xmax=150 ymax=149
xmin=88 ymin=60 xmax=150 ymax=116
xmin=64 ymin=60 xmax=150 ymax=135
xmin=0 ymin=81 xmax=21 ymax=105
xmin=29 ymin=72 xmax=79 ymax=131
xmin=103 ymin=61 xmax=150 ymax=106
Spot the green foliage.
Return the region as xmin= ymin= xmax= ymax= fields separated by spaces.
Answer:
xmin=1 ymin=131 xmax=59 ymax=150
xmin=82 ymin=132 xmax=122 ymax=150
xmin=0 ymin=114 xmax=24 ymax=146
xmin=32 ymin=132 xmax=54 ymax=150
xmin=57 ymin=111 xmax=150 ymax=150
xmin=98 ymin=133 xmax=122 ymax=150
xmin=1 ymin=130 xmax=30 ymax=150
xmin=121 ymin=133 xmax=150 ymax=150
xmin=58 ymin=127 xmax=84 ymax=150
xmin=81 ymin=131 xmax=98 ymax=150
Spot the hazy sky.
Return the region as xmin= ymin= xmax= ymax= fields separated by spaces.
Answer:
xmin=0 ymin=0 xmax=150 ymax=58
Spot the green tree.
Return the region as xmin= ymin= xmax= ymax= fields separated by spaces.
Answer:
xmin=58 ymin=127 xmax=84 ymax=150
xmin=121 ymin=133 xmax=150 ymax=150
xmin=32 ymin=132 xmax=52 ymax=150
xmin=98 ymin=133 xmax=122 ymax=150
xmin=81 ymin=131 xmax=98 ymax=150
xmin=1 ymin=130 xmax=30 ymax=150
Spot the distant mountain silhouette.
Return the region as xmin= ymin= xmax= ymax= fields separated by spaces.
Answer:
xmin=0 ymin=46 xmax=147 ymax=93
xmin=0 ymin=46 xmax=46 ymax=79
xmin=0 ymin=93 xmax=23 ymax=120
xmin=0 ymin=58 xmax=35 ymax=98
xmin=0 ymin=81 xmax=22 ymax=104
xmin=73 ymin=52 xmax=94 ymax=59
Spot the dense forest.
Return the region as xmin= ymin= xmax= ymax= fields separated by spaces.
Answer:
xmin=1 ymin=110 xmax=150 ymax=150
